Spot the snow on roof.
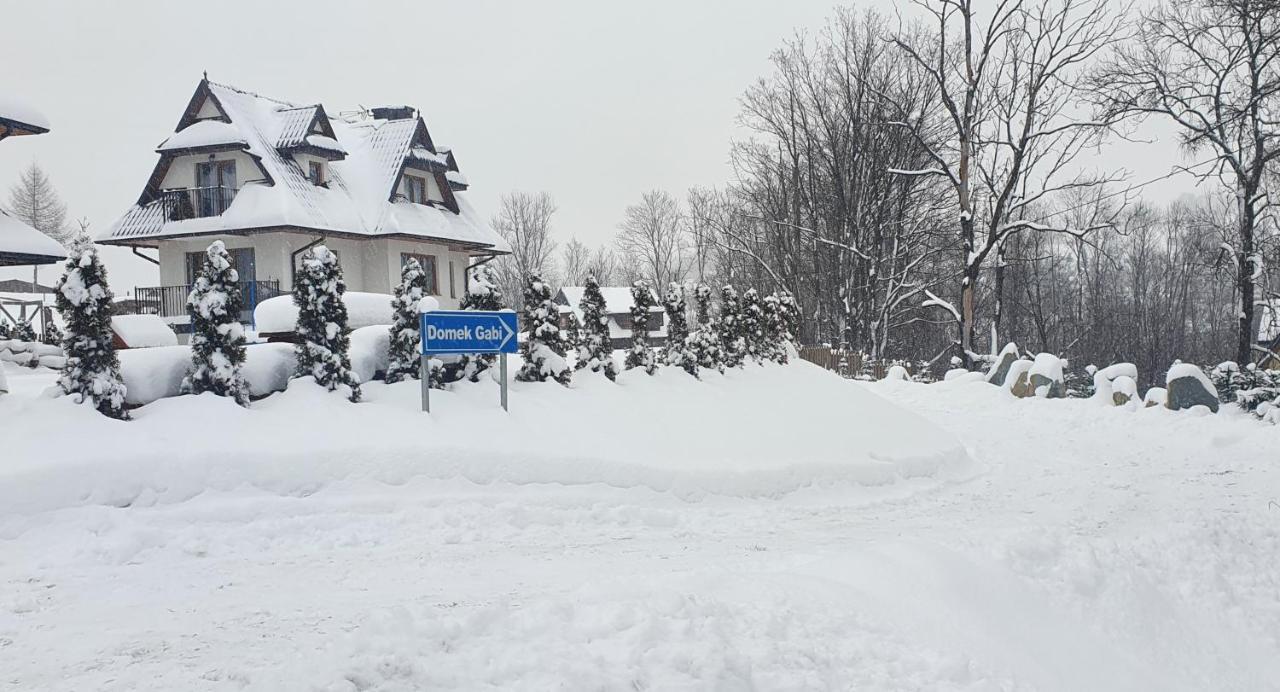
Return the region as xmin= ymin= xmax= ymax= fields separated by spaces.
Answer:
xmin=0 ymin=94 xmax=51 ymax=134
xmin=156 ymin=119 xmax=248 ymax=152
xmin=0 ymin=210 xmax=67 ymax=264
xmin=101 ymin=80 xmax=508 ymax=254
xmin=557 ymin=286 xmax=663 ymax=315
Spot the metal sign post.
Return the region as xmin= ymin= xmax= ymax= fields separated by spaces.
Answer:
xmin=418 ymin=309 xmax=519 ymax=413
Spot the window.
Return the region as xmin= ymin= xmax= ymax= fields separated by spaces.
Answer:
xmin=404 ymin=175 xmax=427 ymax=204
xmin=402 ymin=252 xmax=438 ymax=294
xmin=195 ymin=160 xmax=237 ymax=216
xmin=186 ymin=247 xmax=255 ymax=285
xmin=448 ymin=261 xmax=456 ymax=299
xmin=308 ymin=161 xmax=325 ymax=186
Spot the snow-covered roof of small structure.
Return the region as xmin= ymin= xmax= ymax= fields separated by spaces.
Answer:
xmin=556 ymin=286 xmax=664 ymax=316
xmin=156 ymin=120 xmax=248 ymax=152
xmin=111 ymin=314 xmax=179 ymax=349
xmin=253 ymin=292 xmax=394 ymax=334
xmin=100 ymin=79 xmax=507 ymax=254
xmin=0 ymin=94 xmax=51 ymax=138
xmin=0 ymin=210 xmax=67 ymax=266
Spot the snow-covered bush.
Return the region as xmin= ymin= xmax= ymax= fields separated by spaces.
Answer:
xmin=761 ymin=292 xmax=791 ymax=364
xmin=54 ymin=236 xmax=129 ymax=419
xmin=516 ymin=273 xmax=570 ymax=385
xmin=662 ymin=283 xmax=697 ymax=377
xmin=624 ymin=280 xmax=657 ymax=375
xmin=739 ymin=288 xmax=768 ymax=363
xmin=717 ymin=284 xmax=746 ymax=368
xmin=0 ymin=320 xmax=10 ymax=339
xmin=687 ymin=283 xmax=723 ymax=373
xmin=42 ymin=321 xmax=62 ymax=347
xmin=12 ymin=320 xmax=36 ymax=342
xmin=182 ymin=241 xmax=249 ymax=406
xmin=455 ymin=263 xmax=506 ymax=383
xmin=574 ymin=275 xmax=618 ymax=381
xmin=1212 ymin=361 xmax=1280 ymax=414
xmin=385 ymin=258 xmax=428 ymax=384
xmin=293 ymin=245 xmax=361 ymax=402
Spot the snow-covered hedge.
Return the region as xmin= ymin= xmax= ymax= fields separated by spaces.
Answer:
xmin=119 ymin=343 xmax=298 ymax=406
xmin=0 ymin=338 xmax=65 ymax=369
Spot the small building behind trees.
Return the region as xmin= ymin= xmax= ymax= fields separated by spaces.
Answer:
xmin=554 ymin=285 xmax=666 ymax=350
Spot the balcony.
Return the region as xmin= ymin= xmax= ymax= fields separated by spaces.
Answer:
xmin=158 ymin=185 xmax=237 ymax=221
xmin=130 ymin=280 xmax=284 ymax=326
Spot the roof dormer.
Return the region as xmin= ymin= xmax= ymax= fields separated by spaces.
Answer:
xmin=275 ymin=104 xmax=346 ymax=161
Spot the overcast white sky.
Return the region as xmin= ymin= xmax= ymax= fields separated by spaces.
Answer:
xmin=1 ymin=0 xmax=1199 ymax=291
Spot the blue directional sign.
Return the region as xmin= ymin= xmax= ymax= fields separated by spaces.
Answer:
xmin=419 ymin=310 xmax=519 ymax=355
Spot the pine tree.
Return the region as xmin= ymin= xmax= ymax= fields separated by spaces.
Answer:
xmin=12 ymin=320 xmax=36 ymax=343
xmin=740 ymin=288 xmax=767 ymax=363
xmin=761 ymin=291 xmax=794 ymax=364
xmin=385 ymin=258 xmax=429 ymax=384
xmin=54 ymin=235 xmax=128 ymax=419
xmin=293 ymin=245 xmax=361 ymax=402
xmin=563 ymin=311 xmax=583 ymax=356
xmin=0 ymin=320 xmax=11 ymax=339
xmin=182 ymin=240 xmax=249 ymax=405
xmin=717 ymin=284 xmax=746 ymax=368
xmin=574 ymin=274 xmax=618 ymax=380
xmin=516 ymin=273 xmax=571 ymax=384
xmin=624 ymin=280 xmax=658 ymax=375
xmin=662 ymin=283 xmax=698 ymax=377
xmin=457 ymin=263 xmax=506 ymax=382
xmin=42 ymin=321 xmax=63 ymax=346
xmin=6 ymin=161 xmax=69 ymax=243
xmin=687 ymin=283 xmax=724 ymax=372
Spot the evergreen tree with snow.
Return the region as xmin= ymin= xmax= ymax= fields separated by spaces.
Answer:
xmin=54 ymin=235 xmax=128 ymax=419
xmin=293 ymin=245 xmax=361 ymax=402
xmin=41 ymin=321 xmax=62 ymax=346
xmin=662 ymin=282 xmax=698 ymax=376
xmin=516 ymin=273 xmax=571 ymax=385
xmin=717 ymin=284 xmax=747 ymax=368
xmin=687 ymin=283 xmax=724 ymax=372
xmin=0 ymin=320 xmax=11 ymax=339
xmin=574 ymin=274 xmax=618 ymax=380
xmin=762 ymin=292 xmax=790 ymax=364
xmin=563 ymin=311 xmax=583 ymax=355
xmin=182 ymin=240 xmax=249 ymax=405
xmin=624 ymin=280 xmax=658 ymax=375
xmin=738 ymin=288 xmax=769 ymax=363
xmin=385 ymin=258 xmax=429 ymax=384
xmin=454 ymin=263 xmax=507 ymax=383
xmin=12 ymin=320 xmax=36 ymax=343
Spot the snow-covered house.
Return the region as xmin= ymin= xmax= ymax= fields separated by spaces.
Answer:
xmin=0 ymin=96 xmax=65 ymax=268
xmin=554 ymin=286 xmax=667 ymax=350
xmin=99 ymin=77 xmax=509 ymax=333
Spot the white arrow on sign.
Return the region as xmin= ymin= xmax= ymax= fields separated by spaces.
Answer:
xmin=498 ymin=318 xmax=516 ymax=351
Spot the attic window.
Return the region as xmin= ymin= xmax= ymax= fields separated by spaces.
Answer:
xmin=404 ymin=175 xmax=427 ymax=205
xmin=309 ymin=161 xmax=325 ymax=186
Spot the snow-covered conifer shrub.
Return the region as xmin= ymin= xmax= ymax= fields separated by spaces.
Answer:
xmin=662 ymin=282 xmax=698 ymax=376
xmin=42 ymin=322 xmax=63 ymax=347
xmin=456 ymin=263 xmax=506 ymax=382
xmin=624 ymin=280 xmax=657 ymax=375
xmin=516 ymin=273 xmax=571 ymax=385
xmin=12 ymin=320 xmax=36 ymax=342
xmin=54 ymin=236 xmax=129 ymax=419
xmin=293 ymin=245 xmax=361 ymax=402
xmin=685 ymin=283 xmax=724 ymax=372
xmin=762 ymin=292 xmax=791 ymax=364
xmin=182 ymin=240 xmax=249 ymax=405
xmin=0 ymin=320 xmax=10 ymax=339
xmin=739 ymin=287 xmax=768 ymax=363
xmin=717 ymin=284 xmax=747 ymax=368
xmin=385 ymin=257 xmax=429 ymax=384
xmin=574 ymin=275 xmax=618 ymax=380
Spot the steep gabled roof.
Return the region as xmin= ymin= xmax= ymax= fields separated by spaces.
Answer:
xmin=0 ymin=211 xmax=67 ymax=266
xmin=101 ymin=78 xmax=507 ymax=253
xmin=0 ymin=95 xmax=51 ymax=140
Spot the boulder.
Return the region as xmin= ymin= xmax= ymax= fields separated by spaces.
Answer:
xmin=1027 ymin=353 xmax=1066 ymax=398
xmin=1111 ymin=375 xmax=1138 ymax=407
xmin=883 ymin=365 xmax=910 ymax=382
xmin=1165 ymin=363 xmax=1220 ymax=413
xmin=986 ymin=343 xmax=1020 ymax=386
xmin=1143 ymin=387 xmax=1167 ymax=408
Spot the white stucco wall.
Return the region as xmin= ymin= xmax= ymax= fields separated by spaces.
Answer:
xmin=158 ymin=151 xmax=264 ymax=190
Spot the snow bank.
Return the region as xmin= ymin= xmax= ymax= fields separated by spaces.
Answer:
xmin=0 ymin=362 xmax=972 ymax=513
xmin=111 ymin=314 xmax=178 ymax=348
xmin=254 ymin=292 xmax=394 ymax=334
xmin=350 ymin=325 xmax=390 ymax=383
xmin=118 ymin=342 xmax=298 ymax=405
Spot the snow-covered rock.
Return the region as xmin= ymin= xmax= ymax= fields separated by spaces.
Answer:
xmin=1166 ymin=363 xmax=1219 ymax=413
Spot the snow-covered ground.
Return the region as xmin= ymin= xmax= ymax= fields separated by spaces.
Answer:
xmin=1 ymin=361 xmax=1278 ymax=690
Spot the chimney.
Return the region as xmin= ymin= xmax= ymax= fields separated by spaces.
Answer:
xmin=370 ymin=105 xmax=416 ymax=121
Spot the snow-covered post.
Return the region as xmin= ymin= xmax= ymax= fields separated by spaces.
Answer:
xmin=385 ymin=257 xmax=429 ymax=384
xmin=515 ymin=273 xmax=571 ymax=385
xmin=292 ymin=245 xmax=361 ymax=402
xmin=182 ymin=240 xmax=249 ymax=405
xmin=624 ymin=280 xmax=657 ymax=375
xmin=574 ymin=275 xmax=618 ymax=380
xmin=53 ymin=235 xmax=129 ymax=419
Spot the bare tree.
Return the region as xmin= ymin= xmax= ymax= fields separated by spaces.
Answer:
xmin=886 ymin=0 xmax=1122 ymax=362
xmin=560 ymin=237 xmax=592 ymax=285
xmin=491 ymin=191 xmax=559 ymax=307
xmin=586 ymin=245 xmax=621 ymax=285
xmin=7 ymin=161 xmax=69 ymax=243
xmin=1093 ymin=0 xmax=1280 ymax=365
xmin=615 ymin=189 xmax=690 ymax=288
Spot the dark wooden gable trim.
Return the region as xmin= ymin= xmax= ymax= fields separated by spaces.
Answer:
xmin=175 ymin=78 xmax=230 ymax=131
xmin=308 ymin=105 xmax=339 ymax=140
xmin=433 ymin=171 xmax=459 ymax=213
